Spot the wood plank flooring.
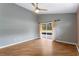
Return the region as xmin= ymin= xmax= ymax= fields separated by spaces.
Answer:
xmin=0 ymin=39 xmax=78 ymax=56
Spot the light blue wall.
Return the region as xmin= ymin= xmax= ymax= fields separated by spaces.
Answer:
xmin=0 ymin=3 xmax=39 ymax=47
xmin=0 ymin=3 xmax=77 ymax=47
xmin=38 ymin=14 xmax=77 ymax=44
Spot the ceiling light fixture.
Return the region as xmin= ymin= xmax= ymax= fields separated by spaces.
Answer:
xmin=35 ymin=9 xmax=39 ymax=13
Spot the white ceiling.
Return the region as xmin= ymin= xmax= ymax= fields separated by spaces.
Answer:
xmin=16 ymin=3 xmax=78 ymax=14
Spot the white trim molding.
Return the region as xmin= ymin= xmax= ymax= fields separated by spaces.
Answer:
xmin=55 ymin=40 xmax=76 ymax=45
xmin=0 ymin=38 xmax=39 ymax=49
xmin=55 ymin=40 xmax=79 ymax=52
xmin=76 ymin=45 xmax=79 ymax=52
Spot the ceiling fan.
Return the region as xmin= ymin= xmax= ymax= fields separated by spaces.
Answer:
xmin=32 ymin=3 xmax=47 ymax=13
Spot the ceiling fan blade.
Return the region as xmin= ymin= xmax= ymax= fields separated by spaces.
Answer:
xmin=32 ymin=3 xmax=36 ymax=7
xmin=39 ymin=9 xmax=47 ymax=11
xmin=32 ymin=3 xmax=47 ymax=12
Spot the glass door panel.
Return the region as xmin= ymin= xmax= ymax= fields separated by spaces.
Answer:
xmin=46 ymin=23 xmax=53 ymax=39
xmin=41 ymin=23 xmax=47 ymax=39
xmin=47 ymin=23 xmax=52 ymax=30
xmin=42 ymin=24 xmax=46 ymax=31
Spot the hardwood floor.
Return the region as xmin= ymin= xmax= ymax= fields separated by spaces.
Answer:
xmin=0 ymin=39 xmax=78 ymax=56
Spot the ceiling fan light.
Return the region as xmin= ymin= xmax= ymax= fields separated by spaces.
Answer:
xmin=35 ymin=9 xmax=39 ymax=13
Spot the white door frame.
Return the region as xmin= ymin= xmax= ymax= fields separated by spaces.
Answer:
xmin=40 ymin=22 xmax=54 ymax=40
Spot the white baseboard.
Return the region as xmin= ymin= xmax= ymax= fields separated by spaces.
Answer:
xmin=55 ymin=40 xmax=76 ymax=45
xmin=0 ymin=38 xmax=78 ymax=53
xmin=0 ymin=37 xmax=39 ymax=49
xmin=55 ymin=40 xmax=79 ymax=52
xmin=76 ymin=45 xmax=79 ymax=52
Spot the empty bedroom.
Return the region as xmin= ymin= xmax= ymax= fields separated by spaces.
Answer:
xmin=0 ymin=3 xmax=79 ymax=56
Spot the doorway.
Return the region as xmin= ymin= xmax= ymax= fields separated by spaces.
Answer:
xmin=40 ymin=21 xmax=55 ymax=40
